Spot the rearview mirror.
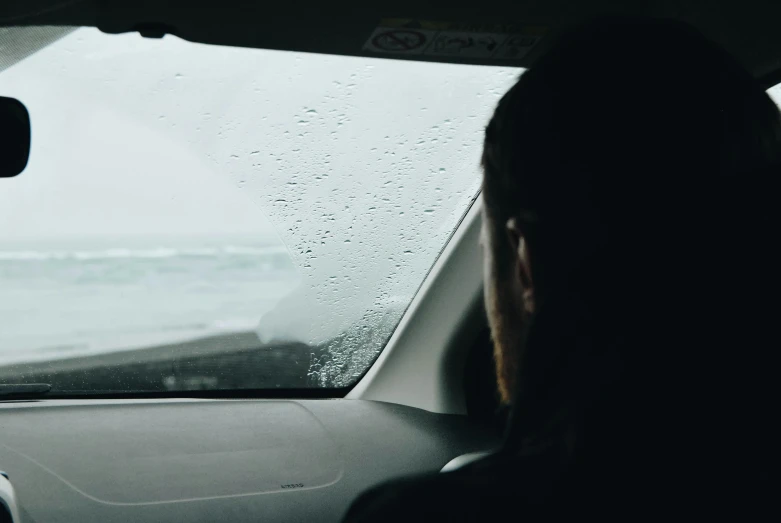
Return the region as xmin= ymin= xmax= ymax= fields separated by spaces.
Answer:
xmin=0 ymin=96 xmax=31 ymax=178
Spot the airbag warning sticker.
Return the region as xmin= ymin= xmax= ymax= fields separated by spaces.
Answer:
xmin=363 ymin=19 xmax=545 ymax=60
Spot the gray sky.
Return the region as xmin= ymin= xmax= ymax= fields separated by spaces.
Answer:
xmin=0 ymin=29 xmax=517 ymax=245
xmin=0 ymin=29 xmax=279 ymax=241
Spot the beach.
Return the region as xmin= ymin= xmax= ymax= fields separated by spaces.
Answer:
xmin=0 ymin=236 xmax=315 ymax=392
xmin=0 ymin=331 xmax=321 ymax=392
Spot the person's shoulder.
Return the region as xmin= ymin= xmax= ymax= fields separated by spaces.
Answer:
xmin=342 ymin=467 xmax=521 ymax=523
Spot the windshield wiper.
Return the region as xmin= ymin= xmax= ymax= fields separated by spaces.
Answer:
xmin=0 ymin=383 xmax=52 ymax=398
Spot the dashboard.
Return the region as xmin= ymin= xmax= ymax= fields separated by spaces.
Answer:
xmin=0 ymin=398 xmax=498 ymax=522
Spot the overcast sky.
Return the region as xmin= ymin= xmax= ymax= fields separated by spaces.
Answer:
xmin=0 ymin=29 xmax=280 ymax=242
xmin=0 ymin=28 xmax=517 ymax=248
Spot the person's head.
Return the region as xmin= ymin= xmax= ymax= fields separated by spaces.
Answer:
xmin=481 ymin=17 xmax=781 ymax=406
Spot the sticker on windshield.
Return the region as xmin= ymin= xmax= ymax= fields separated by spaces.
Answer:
xmin=363 ymin=27 xmax=438 ymax=55
xmin=425 ymin=31 xmax=508 ymax=58
xmin=492 ymin=35 xmax=542 ymax=60
xmin=363 ymin=19 xmax=546 ymax=60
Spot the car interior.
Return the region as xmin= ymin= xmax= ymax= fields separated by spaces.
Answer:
xmin=1 ymin=1 xmax=780 ymax=522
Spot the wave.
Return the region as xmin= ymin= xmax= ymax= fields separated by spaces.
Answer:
xmin=0 ymin=245 xmax=289 ymax=261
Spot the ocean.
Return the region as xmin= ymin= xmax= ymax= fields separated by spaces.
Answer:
xmin=0 ymin=236 xmax=300 ymax=365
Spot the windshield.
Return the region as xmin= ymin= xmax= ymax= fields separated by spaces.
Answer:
xmin=0 ymin=27 xmax=518 ymax=394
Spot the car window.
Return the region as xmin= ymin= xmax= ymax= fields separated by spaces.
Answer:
xmin=0 ymin=27 xmax=519 ymax=393
xmin=767 ymin=83 xmax=781 ymax=106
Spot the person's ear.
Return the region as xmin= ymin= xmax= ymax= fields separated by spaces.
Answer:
xmin=507 ymin=217 xmax=535 ymax=313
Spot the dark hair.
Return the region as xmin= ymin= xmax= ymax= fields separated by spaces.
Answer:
xmin=483 ymin=17 xmax=781 ymax=301
xmin=484 ymin=17 xmax=781 ymax=474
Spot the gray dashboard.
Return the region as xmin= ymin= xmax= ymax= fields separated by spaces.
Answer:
xmin=0 ymin=398 xmax=499 ymax=522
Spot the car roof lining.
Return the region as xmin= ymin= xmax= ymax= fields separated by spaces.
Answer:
xmin=2 ymin=0 xmax=781 ymax=88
